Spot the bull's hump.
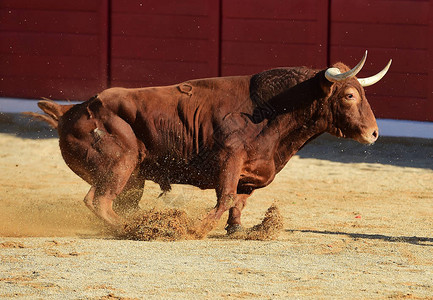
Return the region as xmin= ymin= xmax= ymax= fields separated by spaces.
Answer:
xmin=250 ymin=67 xmax=316 ymax=103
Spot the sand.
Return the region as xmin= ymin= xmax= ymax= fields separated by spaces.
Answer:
xmin=1 ymin=114 xmax=433 ymax=299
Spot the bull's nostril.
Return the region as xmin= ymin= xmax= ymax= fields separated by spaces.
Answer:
xmin=372 ymin=130 xmax=378 ymax=138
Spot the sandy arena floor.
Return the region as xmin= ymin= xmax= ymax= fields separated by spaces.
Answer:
xmin=1 ymin=114 xmax=432 ymax=299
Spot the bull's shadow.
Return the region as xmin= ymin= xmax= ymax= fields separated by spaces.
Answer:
xmin=288 ymin=229 xmax=433 ymax=246
xmin=296 ymin=133 xmax=433 ymax=170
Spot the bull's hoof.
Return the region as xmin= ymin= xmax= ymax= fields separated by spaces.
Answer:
xmin=225 ymin=224 xmax=244 ymax=235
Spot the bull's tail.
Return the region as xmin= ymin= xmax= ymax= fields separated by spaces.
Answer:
xmin=23 ymin=99 xmax=74 ymax=129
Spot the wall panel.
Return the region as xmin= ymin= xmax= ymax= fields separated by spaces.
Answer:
xmin=0 ymin=0 xmax=109 ymax=100
xmin=110 ymin=0 xmax=220 ymax=87
xmin=221 ymin=0 xmax=329 ymax=76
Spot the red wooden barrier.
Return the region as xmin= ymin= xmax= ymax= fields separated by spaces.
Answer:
xmin=0 ymin=0 xmax=109 ymax=101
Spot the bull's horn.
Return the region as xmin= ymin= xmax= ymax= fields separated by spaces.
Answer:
xmin=325 ymin=50 xmax=368 ymax=82
xmin=357 ymin=59 xmax=392 ymax=87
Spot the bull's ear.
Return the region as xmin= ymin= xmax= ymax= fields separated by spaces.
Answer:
xmin=318 ymin=71 xmax=335 ymax=97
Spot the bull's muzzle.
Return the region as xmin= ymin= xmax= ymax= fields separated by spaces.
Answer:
xmin=358 ymin=127 xmax=379 ymax=144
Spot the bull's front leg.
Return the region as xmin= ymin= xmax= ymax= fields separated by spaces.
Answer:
xmin=225 ymin=192 xmax=251 ymax=235
xmin=193 ymin=152 xmax=244 ymax=238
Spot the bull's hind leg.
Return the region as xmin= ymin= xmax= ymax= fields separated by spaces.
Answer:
xmin=88 ymin=154 xmax=138 ymax=227
xmin=84 ymin=186 xmax=97 ymax=213
xmin=113 ymin=165 xmax=145 ymax=216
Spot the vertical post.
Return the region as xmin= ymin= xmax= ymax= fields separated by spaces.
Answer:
xmin=218 ymin=0 xmax=223 ymax=77
xmin=428 ymin=0 xmax=433 ymax=121
xmin=326 ymin=0 xmax=332 ymax=67
xmin=99 ymin=0 xmax=110 ymax=91
xmin=208 ymin=0 xmax=222 ymax=77
xmin=316 ymin=0 xmax=330 ymax=68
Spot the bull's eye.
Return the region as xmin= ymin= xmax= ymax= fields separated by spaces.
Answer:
xmin=345 ymin=93 xmax=355 ymax=100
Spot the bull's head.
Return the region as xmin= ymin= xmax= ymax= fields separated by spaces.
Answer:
xmin=322 ymin=51 xmax=392 ymax=144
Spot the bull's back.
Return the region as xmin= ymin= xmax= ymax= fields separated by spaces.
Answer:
xmin=99 ymin=76 xmax=251 ymax=156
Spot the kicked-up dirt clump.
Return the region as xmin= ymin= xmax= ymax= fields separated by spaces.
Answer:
xmin=229 ymin=204 xmax=284 ymax=241
xmin=121 ymin=209 xmax=194 ymax=241
xmin=246 ymin=204 xmax=284 ymax=240
xmin=120 ymin=205 xmax=283 ymax=241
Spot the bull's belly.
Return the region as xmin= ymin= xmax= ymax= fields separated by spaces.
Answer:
xmin=141 ymin=155 xmax=219 ymax=190
xmin=140 ymin=153 xmax=276 ymax=192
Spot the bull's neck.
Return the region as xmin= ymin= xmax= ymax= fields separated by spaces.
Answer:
xmin=272 ymin=110 xmax=327 ymax=173
xmin=260 ymin=78 xmax=330 ymax=172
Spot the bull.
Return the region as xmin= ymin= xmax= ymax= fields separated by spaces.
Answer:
xmin=29 ymin=51 xmax=391 ymax=236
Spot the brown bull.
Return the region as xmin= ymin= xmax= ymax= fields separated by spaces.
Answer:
xmin=29 ymin=51 xmax=391 ymax=236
